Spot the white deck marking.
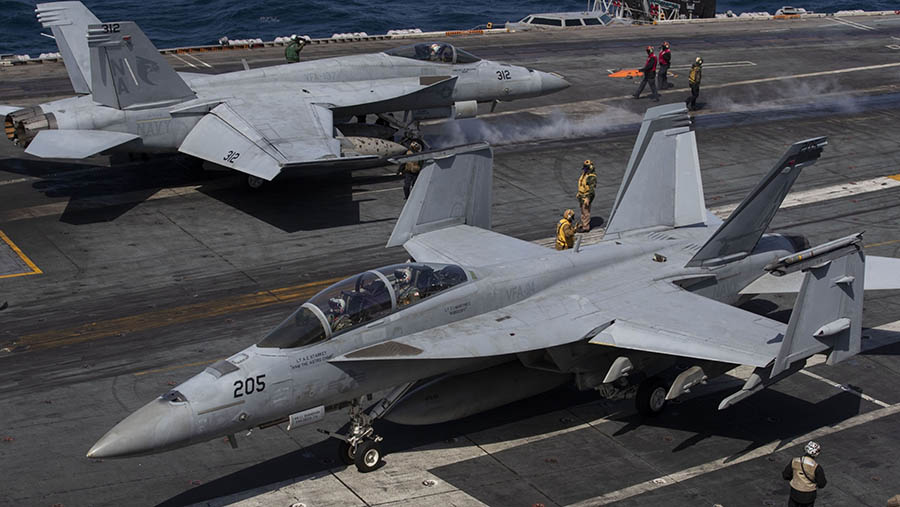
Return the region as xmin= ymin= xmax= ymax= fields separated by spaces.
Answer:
xmin=0 ymin=178 xmax=28 ymax=186
xmin=799 ymin=370 xmax=892 ymax=408
xmin=185 ymin=53 xmax=213 ymax=68
xmin=830 ymin=17 xmax=876 ymax=31
xmin=710 ymin=175 xmax=900 ymax=219
xmin=671 ymin=60 xmax=756 ymax=70
xmin=170 ymin=54 xmax=197 ymax=69
xmin=568 ymin=402 xmax=900 ymax=506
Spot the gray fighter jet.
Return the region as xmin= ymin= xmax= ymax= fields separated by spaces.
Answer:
xmin=2 ymin=2 xmax=569 ymax=188
xmin=87 ymin=104 xmax=900 ymax=472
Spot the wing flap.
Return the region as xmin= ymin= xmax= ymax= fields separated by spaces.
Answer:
xmin=25 ymin=130 xmax=139 ymax=158
xmin=590 ymin=319 xmax=775 ymax=367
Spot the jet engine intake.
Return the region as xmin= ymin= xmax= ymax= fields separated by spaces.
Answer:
xmin=5 ymin=106 xmax=57 ymax=147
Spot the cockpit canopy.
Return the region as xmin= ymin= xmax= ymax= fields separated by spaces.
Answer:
xmin=258 ymin=263 xmax=468 ymax=349
xmin=384 ymin=42 xmax=481 ymax=64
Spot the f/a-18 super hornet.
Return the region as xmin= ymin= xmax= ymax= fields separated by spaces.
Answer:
xmin=87 ymin=104 xmax=900 ymax=472
xmin=2 ymin=2 xmax=568 ymax=188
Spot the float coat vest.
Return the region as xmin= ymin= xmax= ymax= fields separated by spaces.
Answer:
xmin=790 ymin=457 xmax=819 ymax=493
xmin=556 ymin=219 xmax=575 ymax=250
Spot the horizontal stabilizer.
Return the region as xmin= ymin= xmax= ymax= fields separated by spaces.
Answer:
xmin=0 ymin=105 xmax=23 ymax=116
xmin=387 ymin=143 xmax=492 ymax=248
xmin=605 ymin=104 xmax=706 ymax=235
xmin=687 ymin=137 xmax=827 ymax=267
xmin=740 ymin=255 xmax=900 ymax=294
xmin=24 ymin=130 xmax=139 ymax=158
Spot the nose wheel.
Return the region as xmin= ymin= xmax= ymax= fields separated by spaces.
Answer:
xmin=323 ymin=384 xmax=414 ymax=472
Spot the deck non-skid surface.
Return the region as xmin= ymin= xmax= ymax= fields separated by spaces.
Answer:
xmin=2 ymin=14 xmax=900 ymax=507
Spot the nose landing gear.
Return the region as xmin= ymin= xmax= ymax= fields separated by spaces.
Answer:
xmin=324 ymin=382 xmax=414 ymax=473
xmin=333 ymin=400 xmax=383 ymax=472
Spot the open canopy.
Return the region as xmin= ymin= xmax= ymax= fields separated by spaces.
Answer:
xmin=384 ymin=42 xmax=481 ymax=64
xmin=258 ymin=263 xmax=468 ymax=349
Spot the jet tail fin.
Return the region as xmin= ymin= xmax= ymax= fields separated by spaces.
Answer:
xmin=687 ymin=137 xmax=827 ymax=267
xmin=88 ymin=21 xmax=195 ymax=109
xmin=719 ymin=235 xmax=864 ymax=409
xmin=386 ymin=143 xmax=492 ymax=248
xmin=36 ymin=1 xmax=101 ymax=94
xmin=605 ymin=104 xmax=706 ymax=235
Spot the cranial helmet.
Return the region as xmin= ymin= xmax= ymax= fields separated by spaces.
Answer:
xmin=409 ymin=141 xmax=422 ymax=151
xmin=696 ymin=56 xmax=703 ymax=65
xmin=328 ymin=297 xmax=346 ymax=313
xmin=584 ymin=159 xmax=592 ymax=166
xmin=564 ymin=209 xmax=576 ymax=221
xmin=394 ymin=267 xmax=411 ymax=283
xmin=646 ymin=46 xmax=653 ymax=54
xmin=804 ymin=441 xmax=821 ymax=457
xmin=662 ymin=41 xmax=669 ymax=49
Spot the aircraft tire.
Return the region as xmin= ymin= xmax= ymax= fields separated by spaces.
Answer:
xmin=354 ymin=440 xmax=381 ymax=473
xmin=246 ymin=175 xmax=266 ymax=190
xmin=338 ymin=440 xmax=356 ymax=465
xmin=636 ymin=377 xmax=668 ymax=417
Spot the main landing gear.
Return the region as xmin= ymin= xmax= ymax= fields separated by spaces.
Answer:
xmin=635 ymin=376 xmax=668 ymax=416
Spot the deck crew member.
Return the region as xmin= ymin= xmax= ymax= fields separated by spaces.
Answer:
xmin=285 ymin=35 xmax=309 ymax=63
xmin=686 ymin=56 xmax=703 ymax=111
xmin=782 ymin=441 xmax=827 ymax=507
xmin=633 ymin=46 xmax=660 ymax=101
xmin=399 ymin=140 xmax=423 ymax=199
xmin=657 ymin=41 xmax=672 ymax=90
xmin=576 ymin=160 xmax=597 ymax=232
xmin=556 ymin=209 xmax=577 ymax=250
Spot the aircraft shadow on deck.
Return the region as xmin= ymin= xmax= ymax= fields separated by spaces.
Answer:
xmin=156 ymin=382 xmax=868 ymax=507
xmin=195 ymin=171 xmax=399 ymax=233
xmin=2 ymin=152 xmax=400 ymax=231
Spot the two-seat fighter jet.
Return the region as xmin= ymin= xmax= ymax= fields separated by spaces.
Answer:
xmin=2 ymin=2 xmax=568 ymax=188
xmin=87 ymin=104 xmax=900 ymax=472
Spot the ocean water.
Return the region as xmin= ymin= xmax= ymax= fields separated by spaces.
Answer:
xmin=0 ymin=0 xmax=896 ymax=56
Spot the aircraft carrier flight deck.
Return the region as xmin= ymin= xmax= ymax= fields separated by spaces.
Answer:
xmin=2 ymin=13 xmax=900 ymax=507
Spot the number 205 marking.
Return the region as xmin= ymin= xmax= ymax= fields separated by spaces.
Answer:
xmin=496 ymin=70 xmax=511 ymax=80
xmin=233 ymin=374 xmax=266 ymax=398
xmin=223 ymin=150 xmax=240 ymax=163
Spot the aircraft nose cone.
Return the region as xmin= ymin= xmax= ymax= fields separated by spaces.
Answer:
xmin=539 ymin=71 xmax=570 ymax=94
xmin=87 ymin=398 xmax=193 ymax=459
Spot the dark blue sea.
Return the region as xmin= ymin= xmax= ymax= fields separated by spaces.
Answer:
xmin=1 ymin=0 xmax=896 ymax=55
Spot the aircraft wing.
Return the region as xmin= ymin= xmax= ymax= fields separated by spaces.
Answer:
xmin=403 ymin=225 xmax=549 ymax=266
xmin=178 ymin=98 xmax=349 ymax=181
xmin=333 ymin=277 xmax=786 ymax=367
xmin=740 ymin=255 xmax=900 ymax=293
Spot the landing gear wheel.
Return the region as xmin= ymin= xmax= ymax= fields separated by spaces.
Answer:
xmin=354 ymin=440 xmax=381 ymax=473
xmin=338 ymin=440 xmax=356 ymax=465
xmin=246 ymin=175 xmax=266 ymax=190
xmin=636 ymin=377 xmax=668 ymax=417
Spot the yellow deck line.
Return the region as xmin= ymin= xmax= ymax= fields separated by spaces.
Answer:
xmin=0 ymin=230 xmax=42 ymax=279
xmin=15 ymin=276 xmax=343 ymax=351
